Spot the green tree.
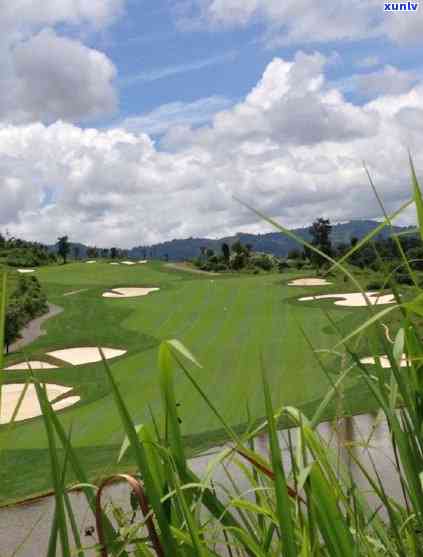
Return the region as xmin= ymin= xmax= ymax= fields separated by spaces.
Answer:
xmin=232 ymin=240 xmax=244 ymax=255
xmin=408 ymin=246 xmax=423 ymax=270
xmin=57 ymin=236 xmax=70 ymax=264
xmin=110 ymin=247 xmax=118 ymax=259
xmin=221 ymin=243 xmax=230 ymax=264
xmin=288 ymin=249 xmax=301 ymax=259
xmin=309 ymin=218 xmax=332 ymax=269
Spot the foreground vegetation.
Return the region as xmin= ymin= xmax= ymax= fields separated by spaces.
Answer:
xmin=2 ymin=164 xmax=423 ymax=555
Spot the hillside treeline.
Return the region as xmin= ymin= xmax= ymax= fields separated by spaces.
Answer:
xmin=0 ymin=233 xmax=56 ymax=267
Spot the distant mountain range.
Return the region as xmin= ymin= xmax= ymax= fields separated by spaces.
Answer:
xmin=51 ymin=220 xmax=414 ymax=261
xmin=129 ymin=220 xmax=413 ymax=260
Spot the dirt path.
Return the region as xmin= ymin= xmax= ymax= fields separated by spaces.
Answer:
xmin=9 ymin=303 xmax=63 ymax=353
xmin=164 ymin=263 xmax=220 ymax=276
xmin=63 ymin=289 xmax=87 ymax=297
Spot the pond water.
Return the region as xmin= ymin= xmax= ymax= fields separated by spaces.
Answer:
xmin=0 ymin=413 xmax=404 ymax=556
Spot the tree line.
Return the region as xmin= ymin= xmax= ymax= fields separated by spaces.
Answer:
xmin=0 ymin=232 xmax=56 ymax=267
xmin=194 ymin=217 xmax=423 ymax=279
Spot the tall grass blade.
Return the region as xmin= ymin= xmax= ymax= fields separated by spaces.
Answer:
xmin=33 ymin=378 xmax=71 ymax=556
xmin=41 ymin=384 xmax=124 ymax=554
xmin=159 ymin=340 xmax=263 ymax=557
xmin=99 ymin=349 xmax=180 ymax=556
xmin=0 ymin=270 xmax=6 ymax=372
xmin=261 ymin=366 xmax=297 ymax=557
xmin=309 ymin=464 xmax=354 ymax=557
xmin=410 ymin=154 xmax=423 ymax=242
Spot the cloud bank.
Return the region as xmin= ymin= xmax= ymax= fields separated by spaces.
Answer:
xmin=1 ymin=52 xmax=421 ymax=246
xmin=0 ymin=0 xmax=121 ymax=124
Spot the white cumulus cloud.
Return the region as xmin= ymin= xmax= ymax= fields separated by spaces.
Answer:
xmin=0 ymin=1 xmax=122 ymax=124
xmin=0 ymin=52 xmax=421 ymax=247
xmin=176 ymin=0 xmax=423 ymax=46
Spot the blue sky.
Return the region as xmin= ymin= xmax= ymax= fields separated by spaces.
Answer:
xmin=1 ymin=1 xmax=423 ymax=246
xmin=84 ymin=1 xmax=423 ymax=128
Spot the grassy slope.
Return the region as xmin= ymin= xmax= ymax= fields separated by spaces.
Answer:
xmin=0 ymin=261 xmax=394 ymax=503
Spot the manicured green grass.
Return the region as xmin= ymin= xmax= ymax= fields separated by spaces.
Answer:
xmin=0 ymin=261 xmax=401 ymax=503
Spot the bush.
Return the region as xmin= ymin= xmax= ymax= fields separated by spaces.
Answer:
xmin=4 ymin=275 xmax=48 ymax=351
xmin=366 ymin=280 xmax=382 ymax=290
xmin=215 ymin=263 xmax=228 ymax=271
xmin=192 ymin=257 xmax=202 ymax=268
xmin=230 ymin=252 xmax=246 ymax=270
xmin=278 ymin=260 xmax=289 ymax=272
xmin=6 ymin=247 xmax=54 ymax=267
xmin=250 ymin=253 xmax=274 ymax=271
xmin=395 ymin=273 xmax=413 ymax=286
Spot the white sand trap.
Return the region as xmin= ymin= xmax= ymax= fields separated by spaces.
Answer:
xmin=17 ymin=269 xmax=35 ymax=274
xmin=86 ymin=260 xmax=96 ymax=264
xmin=288 ymin=278 xmax=332 ymax=286
xmin=121 ymin=261 xmax=136 ymax=265
xmin=52 ymin=396 xmax=80 ymax=411
xmin=299 ymin=291 xmax=396 ymax=307
xmin=46 ymin=346 xmax=126 ymax=365
xmin=4 ymin=361 xmax=58 ymax=371
xmin=0 ymin=384 xmax=78 ymax=424
xmin=360 ymin=354 xmax=409 ymax=368
xmin=138 ymin=260 xmax=148 ymax=264
xmin=102 ymin=287 xmax=160 ymax=299
xmin=110 ymin=262 xmax=120 ymax=265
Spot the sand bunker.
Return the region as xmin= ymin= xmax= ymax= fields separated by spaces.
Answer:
xmin=0 ymin=384 xmax=79 ymax=424
xmin=17 ymin=269 xmax=35 ymax=274
xmin=86 ymin=260 xmax=96 ymax=264
xmin=299 ymin=291 xmax=396 ymax=307
xmin=102 ymin=287 xmax=160 ymax=299
xmin=121 ymin=261 xmax=136 ymax=265
xmin=4 ymin=361 xmax=58 ymax=371
xmin=289 ymin=278 xmax=332 ymax=286
xmin=46 ymin=346 xmax=126 ymax=365
xmin=360 ymin=354 xmax=409 ymax=368
xmin=138 ymin=260 xmax=147 ymax=264
xmin=109 ymin=262 xmax=120 ymax=265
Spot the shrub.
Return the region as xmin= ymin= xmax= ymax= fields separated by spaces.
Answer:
xmin=278 ymin=260 xmax=289 ymax=272
xmin=6 ymin=247 xmax=53 ymax=267
xmin=366 ymin=280 xmax=382 ymax=290
xmin=395 ymin=273 xmax=413 ymax=286
xmin=250 ymin=253 xmax=274 ymax=271
xmin=4 ymin=275 xmax=48 ymax=351
xmin=215 ymin=263 xmax=228 ymax=271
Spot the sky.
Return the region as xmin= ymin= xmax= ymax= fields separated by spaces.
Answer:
xmin=1 ymin=0 xmax=423 ymax=247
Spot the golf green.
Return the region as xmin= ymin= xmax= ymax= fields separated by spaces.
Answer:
xmin=0 ymin=261 xmax=394 ymax=503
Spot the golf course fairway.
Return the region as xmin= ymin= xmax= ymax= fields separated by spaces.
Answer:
xmin=0 ymin=261 xmax=395 ymax=503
